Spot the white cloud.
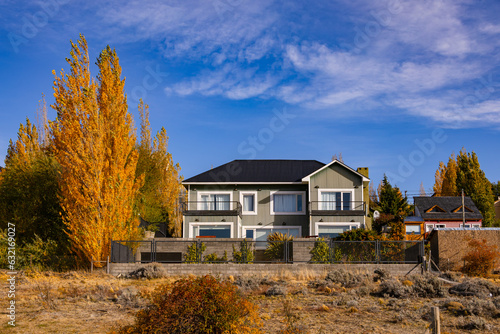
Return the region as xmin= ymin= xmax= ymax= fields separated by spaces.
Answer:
xmin=99 ymin=0 xmax=500 ymax=128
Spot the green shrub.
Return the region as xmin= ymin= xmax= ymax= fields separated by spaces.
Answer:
xmin=310 ymin=238 xmax=330 ymax=263
xmin=265 ymin=232 xmax=293 ymax=262
xmin=232 ymin=239 xmax=255 ymax=263
xmin=203 ymin=251 xmax=228 ymax=263
xmin=117 ymin=275 xmax=262 ymax=334
xmin=0 ymin=231 xmax=75 ymax=271
xmin=184 ymin=241 xmax=206 ymax=263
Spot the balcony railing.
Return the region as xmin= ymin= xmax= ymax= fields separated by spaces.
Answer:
xmin=309 ymin=201 xmax=366 ymax=216
xmin=182 ymin=201 xmax=242 ymax=217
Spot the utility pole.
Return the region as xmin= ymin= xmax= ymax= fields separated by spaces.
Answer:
xmin=462 ymin=189 xmax=465 ymax=229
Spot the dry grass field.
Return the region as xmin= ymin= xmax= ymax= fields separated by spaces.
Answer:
xmin=2 ymin=268 xmax=500 ymax=334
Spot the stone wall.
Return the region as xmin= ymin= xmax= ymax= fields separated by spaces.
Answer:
xmin=429 ymin=228 xmax=500 ymax=271
xmin=109 ymin=262 xmax=417 ymax=277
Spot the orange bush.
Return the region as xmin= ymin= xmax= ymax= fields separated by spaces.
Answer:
xmin=461 ymin=238 xmax=500 ymax=277
xmin=117 ymin=275 xmax=262 ymax=334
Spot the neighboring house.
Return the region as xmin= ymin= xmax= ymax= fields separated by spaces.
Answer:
xmin=181 ymin=159 xmax=370 ymax=241
xmin=404 ymin=196 xmax=483 ymax=239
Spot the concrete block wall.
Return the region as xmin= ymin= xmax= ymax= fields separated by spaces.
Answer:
xmin=109 ymin=262 xmax=417 ymax=277
xmin=430 ymin=229 xmax=500 ymax=271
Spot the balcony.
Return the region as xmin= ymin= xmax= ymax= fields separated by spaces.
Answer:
xmin=309 ymin=201 xmax=366 ymax=216
xmin=182 ymin=201 xmax=242 ymax=217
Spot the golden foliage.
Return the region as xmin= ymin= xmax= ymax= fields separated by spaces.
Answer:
xmin=136 ymin=100 xmax=184 ymax=237
xmin=5 ymin=118 xmax=41 ymax=167
xmin=51 ymin=35 xmax=141 ymax=266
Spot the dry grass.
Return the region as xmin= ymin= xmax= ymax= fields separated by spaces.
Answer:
xmin=2 ymin=269 xmax=500 ymax=333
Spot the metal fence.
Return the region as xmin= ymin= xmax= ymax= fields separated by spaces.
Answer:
xmin=111 ymin=239 xmax=424 ymax=264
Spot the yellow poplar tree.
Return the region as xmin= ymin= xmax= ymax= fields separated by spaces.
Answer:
xmin=5 ymin=118 xmax=40 ymax=168
xmin=433 ymin=161 xmax=446 ymax=196
xmin=51 ymin=35 xmax=141 ymax=265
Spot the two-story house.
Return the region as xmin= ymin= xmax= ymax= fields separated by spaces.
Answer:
xmin=182 ymin=159 xmax=370 ymax=241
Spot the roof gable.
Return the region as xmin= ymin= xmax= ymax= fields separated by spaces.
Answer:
xmin=414 ymin=196 xmax=483 ymax=220
xmin=301 ymin=159 xmax=370 ymax=182
xmin=183 ymin=160 xmax=325 ymax=183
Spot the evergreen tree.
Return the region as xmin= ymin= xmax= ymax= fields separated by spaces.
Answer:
xmin=374 ymin=175 xmax=411 ymax=217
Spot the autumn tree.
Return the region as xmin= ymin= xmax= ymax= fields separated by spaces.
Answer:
xmin=0 ymin=118 xmax=67 ymax=249
xmin=441 ymin=154 xmax=458 ymax=196
xmin=135 ymin=100 xmax=184 ymax=236
xmin=433 ymin=161 xmax=446 ymax=196
xmin=51 ymin=35 xmax=142 ymax=265
xmin=419 ymin=182 xmax=426 ymax=196
xmin=456 ymin=149 xmax=495 ymax=226
xmin=432 ymin=149 xmax=496 ymax=226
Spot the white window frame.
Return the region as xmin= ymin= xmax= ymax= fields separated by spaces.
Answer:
xmin=472 ymin=224 xmax=480 ymax=228
xmin=270 ymin=191 xmax=306 ymax=215
xmin=405 ymin=225 xmax=422 ymax=235
xmin=197 ymin=191 xmax=233 ymax=210
xmin=240 ymin=191 xmax=258 ymax=215
xmin=460 ymin=224 xmax=471 ymax=228
xmin=314 ymin=222 xmax=361 ymax=238
xmin=242 ymin=225 xmax=301 ymax=249
xmin=425 ymin=224 xmax=434 ymax=232
xmin=189 ymin=222 xmax=234 ymax=238
xmin=317 ymin=188 xmax=355 ymax=211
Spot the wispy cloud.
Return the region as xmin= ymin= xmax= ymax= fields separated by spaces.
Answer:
xmin=94 ymin=0 xmax=500 ymax=128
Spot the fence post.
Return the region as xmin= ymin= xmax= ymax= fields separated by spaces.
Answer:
xmin=329 ymin=239 xmax=333 ymax=263
xmin=91 ymin=258 xmax=94 ymax=273
xmin=197 ymin=239 xmax=202 ymax=264
xmin=243 ymin=240 xmax=247 ymax=263
xmin=285 ymin=240 xmax=288 ymax=263
xmin=376 ymin=240 xmax=380 ymax=264
xmin=152 ymin=240 xmax=155 ymax=263
xmin=431 ymin=306 xmax=441 ymax=334
xmin=106 ymin=256 xmax=110 ymax=275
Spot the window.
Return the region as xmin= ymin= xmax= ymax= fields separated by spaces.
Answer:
xmin=460 ymin=224 xmax=471 ymax=228
xmin=198 ymin=192 xmax=231 ymax=210
xmin=472 ymin=224 xmax=480 ymax=228
xmin=425 ymin=224 xmax=434 ymax=232
xmin=315 ymin=222 xmax=360 ymax=239
xmin=190 ymin=223 xmax=232 ymax=238
xmin=240 ymin=191 xmax=257 ymax=215
xmin=435 ymin=224 xmax=446 ymax=228
xmin=319 ymin=189 xmax=354 ymax=210
xmin=406 ymin=225 xmax=421 ymax=235
xmin=270 ymin=191 xmax=305 ymax=215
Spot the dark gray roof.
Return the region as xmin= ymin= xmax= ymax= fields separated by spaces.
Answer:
xmin=414 ymin=196 xmax=483 ymax=220
xmin=183 ymin=160 xmax=326 ymax=183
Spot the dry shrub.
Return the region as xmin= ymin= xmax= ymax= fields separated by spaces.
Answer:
xmin=377 ymin=279 xmax=412 ymax=298
xmin=409 ymin=274 xmax=446 ymax=298
xmin=449 ymin=278 xmax=500 ymax=298
xmin=325 ymin=269 xmax=368 ymax=287
xmin=117 ymin=275 xmax=262 ymax=334
xmin=461 ymin=238 xmax=500 ymax=277
xmin=457 ymin=315 xmax=491 ymax=330
xmin=279 ymin=298 xmax=307 ymax=334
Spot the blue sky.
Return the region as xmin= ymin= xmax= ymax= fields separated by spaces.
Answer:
xmin=1 ymin=0 xmax=499 ymax=198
